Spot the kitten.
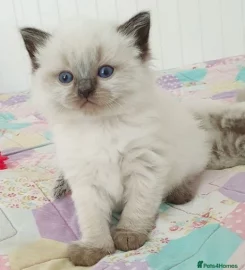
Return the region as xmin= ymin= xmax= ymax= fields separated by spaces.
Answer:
xmin=20 ymin=12 xmax=245 ymax=266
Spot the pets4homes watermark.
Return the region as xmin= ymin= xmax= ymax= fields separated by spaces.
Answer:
xmin=197 ymin=261 xmax=238 ymax=268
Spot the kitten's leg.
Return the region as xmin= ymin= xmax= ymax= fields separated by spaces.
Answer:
xmin=67 ymin=164 xmax=119 ymax=266
xmin=165 ymin=176 xmax=198 ymax=205
xmin=68 ymin=186 xmax=115 ymax=266
xmin=113 ymin=176 xmax=163 ymax=251
xmin=113 ymin=149 xmax=168 ymax=251
xmin=53 ymin=173 xmax=71 ymax=199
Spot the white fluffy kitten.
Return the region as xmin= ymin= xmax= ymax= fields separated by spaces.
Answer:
xmin=20 ymin=12 xmax=214 ymax=266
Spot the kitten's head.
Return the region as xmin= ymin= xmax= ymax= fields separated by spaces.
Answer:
xmin=20 ymin=12 xmax=152 ymax=118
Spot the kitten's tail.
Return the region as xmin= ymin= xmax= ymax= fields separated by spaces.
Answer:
xmin=236 ymin=89 xmax=245 ymax=102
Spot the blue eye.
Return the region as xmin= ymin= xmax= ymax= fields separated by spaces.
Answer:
xmin=98 ymin=65 xmax=114 ymax=78
xmin=59 ymin=71 xmax=73 ymax=84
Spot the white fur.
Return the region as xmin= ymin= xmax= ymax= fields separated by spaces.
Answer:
xmin=30 ymin=18 xmax=211 ymax=250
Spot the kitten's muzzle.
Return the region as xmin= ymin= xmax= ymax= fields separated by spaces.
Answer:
xmin=77 ymin=79 xmax=96 ymax=99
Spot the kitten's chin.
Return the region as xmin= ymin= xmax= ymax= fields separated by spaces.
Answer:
xmin=80 ymin=100 xmax=100 ymax=115
xmin=64 ymin=99 xmax=108 ymax=116
xmin=68 ymin=100 xmax=99 ymax=115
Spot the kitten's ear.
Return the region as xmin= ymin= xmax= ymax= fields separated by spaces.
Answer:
xmin=20 ymin=27 xmax=51 ymax=71
xmin=117 ymin=11 xmax=150 ymax=61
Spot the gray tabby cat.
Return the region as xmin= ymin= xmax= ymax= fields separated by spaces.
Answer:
xmin=188 ymin=99 xmax=245 ymax=170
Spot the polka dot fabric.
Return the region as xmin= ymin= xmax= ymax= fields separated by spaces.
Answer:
xmin=157 ymin=74 xmax=183 ymax=90
xmin=223 ymin=203 xmax=245 ymax=239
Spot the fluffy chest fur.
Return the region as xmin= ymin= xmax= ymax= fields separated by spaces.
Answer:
xmin=52 ymin=89 xmax=211 ymax=208
xmin=52 ymin=108 xmax=160 ymax=204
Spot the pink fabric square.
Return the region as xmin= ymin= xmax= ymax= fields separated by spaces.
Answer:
xmin=223 ymin=202 xmax=245 ymax=239
xmin=0 ymin=256 xmax=10 ymax=270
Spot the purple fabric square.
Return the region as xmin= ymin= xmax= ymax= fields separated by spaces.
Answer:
xmin=219 ymin=172 xmax=245 ymax=202
xmin=33 ymin=195 xmax=80 ymax=242
xmin=0 ymin=94 xmax=28 ymax=106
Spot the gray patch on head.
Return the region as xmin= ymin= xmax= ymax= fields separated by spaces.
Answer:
xmin=193 ymin=106 xmax=245 ymax=170
xmin=20 ymin=27 xmax=51 ymax=71
xmin=207 ymin=133 xmax=245 ymax=170
xmin=221 ymin=117 xmax=245 ymax=134
xmin=209 ymin=114 xmax=222 ymax=130
xmin=202 ymin=110 xmax=245 ymax=169
xmin=212 ymin=141 xmax=220 ymax=159
xmin=73 ymin=47 xmax=100 ymax=99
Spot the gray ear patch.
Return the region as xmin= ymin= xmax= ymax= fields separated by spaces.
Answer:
xmin=20 ymin=27 xmax=51 ymax=71
xmin=117 ymin=11 xmax=151 ymax=61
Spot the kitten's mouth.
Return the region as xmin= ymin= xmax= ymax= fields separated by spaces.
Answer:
xmin=79 ymin=99 xmax=97 ymax=109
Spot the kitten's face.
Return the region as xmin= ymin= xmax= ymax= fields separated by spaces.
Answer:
xmin=21 ymin=12 xmax=151 ymax=116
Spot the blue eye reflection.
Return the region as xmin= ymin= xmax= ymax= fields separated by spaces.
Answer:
xmin=98 ymin=66 xmax=114 ymax=78
xmin=59 ymin=71 xmax=73 ymax=84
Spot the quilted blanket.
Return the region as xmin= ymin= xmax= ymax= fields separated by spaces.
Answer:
xmin=1 ymin=56 xmax=245 ymax=270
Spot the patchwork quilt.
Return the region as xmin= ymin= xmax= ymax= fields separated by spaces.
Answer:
xmin=1 ymin=56 xmax=245 ymax=270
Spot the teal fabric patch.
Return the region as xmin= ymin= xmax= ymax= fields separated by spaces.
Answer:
xmin=44 ymin=131 xmax=53 ymax=141
xmin=146 ymin=224 xmax=242 ymax=270
xmin=0 ymin=112 xmax=15 ymax=121
xmin=175 ymin=68 xmax=207 ymax=82
xmin=0 ymin=122 xmax=31 ymax=130
xmin=0 ymin=112 xmax=31 ymax=130
xmin=236 ymin=67 xmax=245 ymax=82
xmin=112 ymin=212 xmax=121 ymax=225
xmin=159 ymin=203 xmax=170 ymax=213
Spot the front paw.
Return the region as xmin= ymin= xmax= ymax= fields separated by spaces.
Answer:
xmin=68 ymin=242 xmax=115 ymax=266
xmin=113 ymin=229 xmax=148 ymax=251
